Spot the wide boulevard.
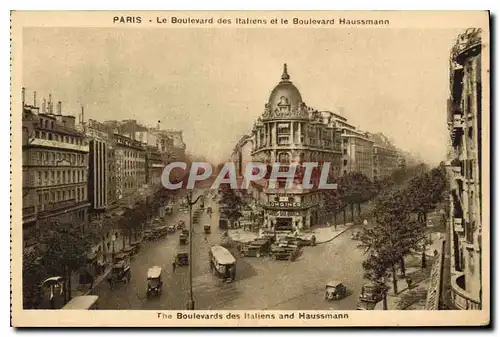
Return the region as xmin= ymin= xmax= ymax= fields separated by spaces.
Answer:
xmin=93 ymin=188 xmax=365 ymax=310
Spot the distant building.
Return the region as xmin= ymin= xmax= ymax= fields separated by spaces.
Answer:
xmin=85 ymin=119 xmax=110 ymax=219
xmin=447 ymin=28 xmax=483 ymax=310
xmin=22 ymin=90 xmax=90 ymax=251
xmin=369 ymin=132 xmax=400 ymax=181
xmin=328 ymin=113 xmax=374 ymax=180
xmin=113 ymin=133 xmax=146 ymax=202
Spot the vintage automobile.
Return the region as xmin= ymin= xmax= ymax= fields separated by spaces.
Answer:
xmin=325 ymin=281 xmax=348 ymax=301
xmin=209 ymin=245 xmax=236 ymax=282
xmin=272 ymin=247 xmax=298 ymax=261
xmin=143 ymin=229 xmax=155 ymax=241
xmin=177 ymin=220 xmax=186 ymax=230
xmin=204 ymin=224 xmax=211 ymax=234
xmin=113 ymin=251 xmax=131 ymax=264
xmin=174 ymin=252 xmax=189 ymax=266
xmin=107 ymin=261 xmax=131 ymax=289
xmin=358 ymin=282 xmax=387 ymax=303
xmin=181 ymin=229 xmax=190 ymax=237
xmin=123 ymin=242 xmax=141 ymax=257
xmin=179 ymin=234 xmax=188 ymax=245
xmin=152 ymin=226 xmax=169 ymax=239
xmin=219 ymin=218 xmax=229 ymax=230
xmin=167 ymin=225 xmax=176 ymax=234
xmin=241 ymin=238 xmax=271 ymax=258
xmin=259 ymin=229 xmax=276 ymax=243
xmin=146 ymin=266 xmax=163 ymax=298
xmin=62 ymin=295 xmax=99 ymax=310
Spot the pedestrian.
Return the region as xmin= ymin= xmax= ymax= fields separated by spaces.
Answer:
xmin=204 ymin=236 xmax=208 ymax=243
xmin=172 ymin=259 xmax=176 ymax=272
xmin=406 ymin=277 xmax=413 ymax=289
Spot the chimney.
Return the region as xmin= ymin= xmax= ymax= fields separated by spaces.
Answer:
xmin=57 ymin=101 xmax=62 ymax=115
xmin=33 ymin=91 xmax=37 ymax=107
xmin=21 ymin=87 xmax=25 ymax=107
xmin=42 ymin=99 xmax=47 ymax=114
xmin=81 ymin=105 xmax=85 ymax=126
xmin=48 ymin=94 xmax=53 ymax=114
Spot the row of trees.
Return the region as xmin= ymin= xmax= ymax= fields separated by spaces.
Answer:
xmin=23 ymin=186 xmax=178 ymax=309
xmin=322 ymin=164 xmax=429 ymax=225
xmin=358 ymin=163 xmax=448 ymax=298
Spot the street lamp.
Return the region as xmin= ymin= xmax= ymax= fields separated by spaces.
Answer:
xmin=111 ymin=234 xmax=116 ymax=262
xmin=186 ymin=189 xmax=204 ymax=310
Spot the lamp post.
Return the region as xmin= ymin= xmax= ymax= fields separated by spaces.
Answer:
xmin=186 ymin=189 xmax=204 ymax=310
xmin=111 ymin=234 xmax=116 ymax=262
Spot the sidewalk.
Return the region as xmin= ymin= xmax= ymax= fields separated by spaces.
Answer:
xmin=227 ymin=222 xmax=354 ymax=245
xmin=374 ymin=255 xmax=434 ymax=310
xmin=72 ymin=265 xmax=113 ymax=297
xmin=310 ymin=222 xmax=354 ymax=244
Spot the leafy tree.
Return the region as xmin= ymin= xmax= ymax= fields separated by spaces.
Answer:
xmin=358 ymin=188 xmax=424 ymax=294
xmin=337 ymin=172 xmax=375 ymax=221
xmin=23 ymin=248 xmax=47 ymax=309
xmin=218 ymin=188 xmax=244 ymax=227
xmin=406 ymin=163 xmax=448 ymax=267
xmin=39 ymin=221 xmax=96 ymax=303
xmin=322 ymin=187 xmax=345 ymax=227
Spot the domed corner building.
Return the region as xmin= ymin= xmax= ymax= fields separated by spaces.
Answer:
xmin=246 ymin=64 xmax=343 ymax=232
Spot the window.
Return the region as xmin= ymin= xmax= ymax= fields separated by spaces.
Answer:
xmin=48 ymin=133 xmax=53 ymax=141
xmin=343 ymin=160 xmax=348 ymax=166
xmin=37 ymin=172 xmax=42 ymax=184
xmin=343 ymin=149 xmax=348 ymax=155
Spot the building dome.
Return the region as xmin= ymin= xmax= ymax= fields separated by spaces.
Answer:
xmin=268 ymin=64 xmax=303 ymax=111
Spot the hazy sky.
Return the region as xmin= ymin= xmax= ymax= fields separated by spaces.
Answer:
xmin=23 ymin=27 xmax=463 ymax=164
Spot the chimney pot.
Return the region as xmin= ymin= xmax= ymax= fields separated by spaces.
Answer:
xmin=57 ymin=101 xmax=62 ymax=115
xmin=33 ymin=91 xmax=37 ymax=107
xmin=22 ymin=87 xmax=26 ymax=107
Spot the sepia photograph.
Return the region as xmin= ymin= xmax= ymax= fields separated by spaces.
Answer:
xmin=10 ymin=11 xmax=490 ymax=327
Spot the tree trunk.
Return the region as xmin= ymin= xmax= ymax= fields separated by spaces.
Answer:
xmin=391 ymin=263 xmax=398 ymax=295
xmin=333 ymin=213 xmax=337 ymax=224
xmin=350 ymin=203 xmax=354 ymax=222
xmin=343 ymin=208 xmax=346 ymax=225
xmin=67 ymin=266 xmax=72 ymax=302
xmin=421 ymin=244 xmax=427 ymax=269
xmin=383 ymin=293 xmax=388 ymax=310
xmin=399 ymin=256 xmax=406 ymax=277
xmin=357 ymin=203 xmax=361 ymax=217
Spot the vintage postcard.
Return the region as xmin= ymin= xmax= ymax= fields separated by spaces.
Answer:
xmin=11 ymin=10 xmax=490 ymax=327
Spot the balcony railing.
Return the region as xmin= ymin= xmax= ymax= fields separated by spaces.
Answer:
xmin=22 ymin=205 xmax=36 ymax=218
xmin=40 ymin=198 xmax=78 ymax=213
xmin=450 ymin=273 xmax=481 ymax=310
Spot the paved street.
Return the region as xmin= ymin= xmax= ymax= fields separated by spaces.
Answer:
xmin=93 ymin=188 xmax=365 ymax=310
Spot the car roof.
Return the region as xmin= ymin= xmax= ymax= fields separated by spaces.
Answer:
xmin=210 ymin=245 xmax=236 ymax=265
xmin=62 ymin=295 xmax=99 ymax=309
xmin=147 ymin=266 xmax=162 ymax=278
xmin=326 ymin=280 xmax=344 ymax=287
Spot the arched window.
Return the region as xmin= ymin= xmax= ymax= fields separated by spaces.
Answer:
xmin=278 ymin=152 xmax=290 ymax=164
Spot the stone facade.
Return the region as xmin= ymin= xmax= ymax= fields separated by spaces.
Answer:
xmin=447 ymin=28 xmax=483 ymax=310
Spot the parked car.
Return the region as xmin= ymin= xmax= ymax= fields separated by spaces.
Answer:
xmin=241 ymin=238 xmax=272 ymax=257
xmin=177 ymin=220 xmax=186 ymax=230
xmin=325 ymin=281 xmax=348 ymax=301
